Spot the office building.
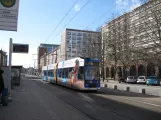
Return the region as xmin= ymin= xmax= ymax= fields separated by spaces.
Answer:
xmin=102 ymin=0 xmax=161 ymax=79
xmin=61 ymin=28 xmax=101 ymax=61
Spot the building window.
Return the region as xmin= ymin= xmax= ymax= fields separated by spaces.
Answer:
xmin=67 ymin=35 xmax=71 ymax=39
xmin=77 ymin=33 xmax=82 ymax=36
xmin=72 ymin=36 xmax=76 ymax=40
xmin=67 ymin=31 xmax=71 ymax=35
xmin=72 ymin=32 xmax=77 ymax=36
xmin=83 ymin=33 xmax=87 ymax=37
xmin=77 ymin=37 xmax=82 ymax=40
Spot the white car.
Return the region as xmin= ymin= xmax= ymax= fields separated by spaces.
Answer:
xmin=137 ymin=76 xmax=147 ymax=84
xmin=126 ymin=76 xmax=137 ymax=83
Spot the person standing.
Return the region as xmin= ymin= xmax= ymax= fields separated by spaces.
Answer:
xmin=0 ymin=69 xmax=4 ymax=96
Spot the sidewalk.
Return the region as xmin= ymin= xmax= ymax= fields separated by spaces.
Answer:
xmin=0 ymin=75 xmax=90 ymax=120
xmin=101 ymin=80 xmax=161 ymax=97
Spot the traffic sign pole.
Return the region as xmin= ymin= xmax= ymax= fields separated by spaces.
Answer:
xmin=8 ymin=38 xmax=12 ymax=94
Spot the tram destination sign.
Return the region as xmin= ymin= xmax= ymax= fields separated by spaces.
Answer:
xmin=0 ymin=0 xmax=19 ymax=31
xmin=12 ymin=43 xmax=29 ymax=53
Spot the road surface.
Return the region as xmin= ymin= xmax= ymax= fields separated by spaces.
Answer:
xmin=1 ymin=75 xmax=161 ymax=120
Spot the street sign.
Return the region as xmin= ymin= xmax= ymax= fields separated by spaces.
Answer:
xmin=0 ymin=0 xmax=19 ymax=31
xmin=12 ymin=43 xmax=29 ymax=53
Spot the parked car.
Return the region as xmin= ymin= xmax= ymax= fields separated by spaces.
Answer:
xmin=146 ymin=76 xmax=160 ymax=86
xmin=118 ymin=77 xmax=126 ymax=83
xmin=126 ymin=76 xmax=137 ymax=83
xmin=137 ymin=76 xmax=147 ymax=84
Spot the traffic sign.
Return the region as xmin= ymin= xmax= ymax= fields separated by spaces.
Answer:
xmin=0 ymin=0 xmax=19 ymax=31
xmin=12 ymin=43 xmax=29 ymax=53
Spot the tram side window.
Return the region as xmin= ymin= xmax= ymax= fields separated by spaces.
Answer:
xmin=62 ymin=69 xmax=65 ymax=78
xmin=51 ymin=71 xmax=53 ymax=77
xmin=48 ymin=71 xmax=51 ymax=76
xmin=44 ymin=71 xmax=46 ymax=76
xmin=78 ymin=67 xmax=84 ymax=80
xmin=68 ymin=68 xmax=73 ymax=78
xmin=64 ymin=68 xmax=68 ymax=78
xmin=50 ymin=71 xmax=52 ymax=76
xmin=58 ymin=69 xmax=62 ymax=78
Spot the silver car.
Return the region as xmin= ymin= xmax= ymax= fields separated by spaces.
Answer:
xmin=137 ymin=76 xmax=147 ymax=84
xmin=126 ymin=76 xmax=137 ymax=83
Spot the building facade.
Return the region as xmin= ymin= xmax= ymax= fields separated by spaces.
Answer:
xmin=37 ymin=44 xmax=60 ymax=72
xmin=61 ymin=28 xmax=101 ymax=61
xmin=0 ymin=50 xmax=7 ymax=66
xmin=39 ymin=46 xmax=62 ymax=69
xmin=102 ymin=0 xmax=161 ymax=79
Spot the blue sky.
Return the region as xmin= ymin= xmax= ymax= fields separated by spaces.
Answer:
xmin=0 ymin=0 xmax=145 ymax=68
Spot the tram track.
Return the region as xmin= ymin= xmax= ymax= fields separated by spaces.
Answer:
xmin=31 ymin=79 xmax=135 ymax=120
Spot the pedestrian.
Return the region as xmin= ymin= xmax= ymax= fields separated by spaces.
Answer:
xmin=0 ymin=69 xmax=4 ymax=96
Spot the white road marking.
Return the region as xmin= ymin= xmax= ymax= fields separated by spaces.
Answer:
xmin=118 ymin=96 xmax=161 ymax=108
xmin=95 ymin=94 xmax=161 ymax=108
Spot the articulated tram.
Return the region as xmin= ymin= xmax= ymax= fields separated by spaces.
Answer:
xmin=42 ymin=57 xmax=100 ymax=90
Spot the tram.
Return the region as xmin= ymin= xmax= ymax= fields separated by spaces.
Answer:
xmin=42 ymin=57 xmax=100 ymax=90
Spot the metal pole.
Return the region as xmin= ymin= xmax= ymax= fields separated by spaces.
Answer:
xmin=103 ymin=40 xmax=105 ymax=82
xmin=34 ymin=60 xmax=35 ymax=75
xmin=8 ymin=38 xmax=12 ymax=94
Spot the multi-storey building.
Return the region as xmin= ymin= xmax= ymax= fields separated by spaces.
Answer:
xmin=102 ymin=0 xmax=161 ymax=79
xmin=37 ymin=44 xmax=60 ymax=72
xmin=0 ymin=50 xmax=7 ymax=66
xmin=61 ymin=28 xmax=101 ymax=61
xmin=39 ymin=46 xmax=62 ymax=69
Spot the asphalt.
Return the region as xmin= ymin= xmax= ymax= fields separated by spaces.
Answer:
xmin=1 ymin=75 xmax=161 ymax=120
xmin=29 ymin=75 xmax=161 ymax=120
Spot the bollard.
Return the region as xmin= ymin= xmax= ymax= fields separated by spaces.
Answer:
xmin=139 ymin=88 xmax=146 ymax=94
xmin=105 ymin=84 xmax=107 ymax=88
xmin=159 ymin=92 xmax=161 ymax=97
xmin=113 ymin=85 xmax=117 ymax=89
xmin=124 ymin=87 xmax=130 ymax=91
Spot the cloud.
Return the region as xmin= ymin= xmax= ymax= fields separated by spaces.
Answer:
xmin=74 ymin=3 xmax=80 ymax=12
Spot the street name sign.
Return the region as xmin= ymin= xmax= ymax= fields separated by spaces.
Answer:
xmin=12 ymin=43 xmax=29 ymax=53
xmin=0 ymin=0 xmax=19 ymax=31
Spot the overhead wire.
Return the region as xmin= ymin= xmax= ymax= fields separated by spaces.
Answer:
xmin=44 ymin=0 xmax=79 ymax=43
xmin=48 ymin=0 xmax=91 ymax=42
xmin=49 ymin=0 xmax=125 ymax=42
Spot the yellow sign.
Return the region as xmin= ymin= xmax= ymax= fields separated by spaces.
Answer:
xmin=0 ymin=0 xmax=16 ymax=8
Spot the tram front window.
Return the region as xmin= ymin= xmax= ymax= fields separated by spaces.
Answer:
xmin=85 ymin=66 xmax=99 ymax=80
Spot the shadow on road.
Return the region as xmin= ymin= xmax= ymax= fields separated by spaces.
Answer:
xmin=48 ymin=81 xmax=159 ymax=98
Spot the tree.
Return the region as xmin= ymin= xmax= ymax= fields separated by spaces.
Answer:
xmin=132 ymin=4 xmax=161 ymax=67
xmin=103 ymin=16 xmax=122 ymax=80
xmin=80 ymin=31 xmax=102 ymax=60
